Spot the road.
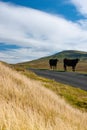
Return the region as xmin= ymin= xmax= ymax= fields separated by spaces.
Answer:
xmin=29 ymin=69 xmax=87 ymax=91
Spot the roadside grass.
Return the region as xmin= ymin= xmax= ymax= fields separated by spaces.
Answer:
xmin=43 ymin=80 xmax=87 ymax=111
xmin=13 ymin=66 xmax=87 ymax=112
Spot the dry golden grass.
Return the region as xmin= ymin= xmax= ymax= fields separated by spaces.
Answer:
xmin=0 ymin=62 xmax=87 ymax=130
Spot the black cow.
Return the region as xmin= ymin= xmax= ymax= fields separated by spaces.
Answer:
xmin=63 ymin=58 xmax=79 ymax=71
xmin=49 ymin=59 xmax=58 ymax=70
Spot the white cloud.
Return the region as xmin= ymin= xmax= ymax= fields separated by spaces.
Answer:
xmin=70 ymin=0 xmax=87 ymax=17
xmin=0 ymin=1 xmax=87 ymax=63
xmin=0 ymin=48 xmax=51 ymax=63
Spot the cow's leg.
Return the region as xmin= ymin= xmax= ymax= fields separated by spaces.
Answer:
xmin=72 ymin=66 xmax=75 ymax=71
xmin=52 ymin=66 xmax=53 ymax=70
xmin=50 ymin=65 xmax=52 ymax=70
xmin=64 ymin=64 xmax=67 ymax=71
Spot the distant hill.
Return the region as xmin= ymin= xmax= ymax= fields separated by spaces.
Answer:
xmin=16 ymin=50 xmax=87 ymax=71
xmin=49 ymin=50 xmax=87 ymax=60
xmin=19 ymin=50 xmax=87 ymax=64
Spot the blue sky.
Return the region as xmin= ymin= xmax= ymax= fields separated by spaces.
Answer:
xmin=2 ymin=0 xmax=84 ymax=21
xmin=0 ymin=0 xmax=87 ymax=63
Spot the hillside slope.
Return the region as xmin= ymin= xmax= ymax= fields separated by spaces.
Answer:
xmin=0 ymin=62 xmax=87 ymax=130
xmin=51 ymin=50 xmax=87 ymax=59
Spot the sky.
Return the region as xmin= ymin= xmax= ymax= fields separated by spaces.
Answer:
xmin=0 ymin=0 xmax=87 ymax=63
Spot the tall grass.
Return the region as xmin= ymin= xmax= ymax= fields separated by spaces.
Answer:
xmin=0 ymin=62 xmax=87 ymax=130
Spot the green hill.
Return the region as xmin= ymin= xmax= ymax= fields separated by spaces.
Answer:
xmin=50 ymin=50 xmax=87 ymax=60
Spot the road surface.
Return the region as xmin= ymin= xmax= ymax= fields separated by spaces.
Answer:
xmin=29 ymin=69 xmax=87 ymax=91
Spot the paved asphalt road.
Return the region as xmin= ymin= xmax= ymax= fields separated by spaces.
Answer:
xmin=29 ymin=69 xmax=87 ymax=91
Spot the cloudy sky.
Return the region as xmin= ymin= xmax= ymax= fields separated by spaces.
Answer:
xmin=0 ymin=0 xmax=87 ymax=63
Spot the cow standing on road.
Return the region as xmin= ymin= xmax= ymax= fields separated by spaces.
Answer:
xmin=49 ymin=59 xmax=58 ymax=70
xmin=63 ymin=58 xmax=79 ymax=71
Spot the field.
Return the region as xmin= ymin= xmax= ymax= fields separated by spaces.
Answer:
xmin=0 ymin=62 xmax=87 ymax=130
xmin=17 ymin=58 xmax=87 ymax=73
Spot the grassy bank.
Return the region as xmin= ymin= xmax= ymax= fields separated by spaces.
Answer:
xmin=0 ymin=62 xmax=87 ymax=130
xmin=21 ymin=69 xmax=87 ymax=112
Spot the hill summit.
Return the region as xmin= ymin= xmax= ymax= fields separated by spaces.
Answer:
xmin=48 ymin=50 xmax=87 ymax=60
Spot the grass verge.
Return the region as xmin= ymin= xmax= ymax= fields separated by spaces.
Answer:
xmin=12 ymin=65 xmax=87 ymax=112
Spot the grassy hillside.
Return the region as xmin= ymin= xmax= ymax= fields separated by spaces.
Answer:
xmin=51 ymin=50 xmax=87 ymax=59
xmin=16 ymin=50 xmax=87 ymax=72
xmin=0 ymin=62 xmax=87 ymax=130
